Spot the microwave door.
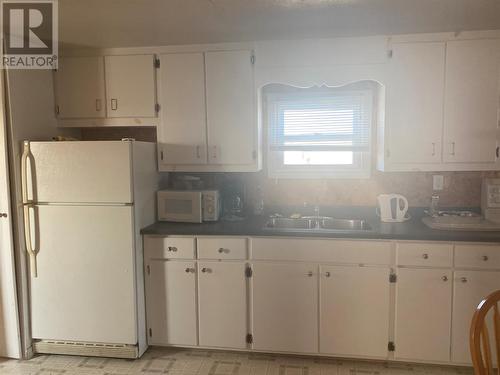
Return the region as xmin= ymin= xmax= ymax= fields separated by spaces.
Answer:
xmin=160 ymin=192 xmax=202 ymax=223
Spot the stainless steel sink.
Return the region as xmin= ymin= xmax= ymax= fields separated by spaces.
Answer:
xmin=264 ymin=217 xmax=372 ymax=232
xmin=319 ymin=218 xmax=372 ymax=231
xmin=266 ymin=217 xmax=317 ymax=230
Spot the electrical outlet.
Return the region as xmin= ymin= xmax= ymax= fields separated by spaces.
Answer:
xmin=433 ymin=175 xmax=444 ymax=191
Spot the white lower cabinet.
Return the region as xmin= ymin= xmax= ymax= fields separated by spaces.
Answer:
xmin=252 ymin=262 xmax=318 ymax=353
xmin=320 ymin=265 xmax=390 ymax=358
xmin=451 ymin=270 xmax=500 ymax=365
xmin=198 ymin=261 xmax=248 ymax=349
xmin=144 ymin=235 xmax=500 ymax=367
xmin=394 ymin=268 xmax=452 ymax=363
xmin=145 ymin=260 xmax=197 ymax=346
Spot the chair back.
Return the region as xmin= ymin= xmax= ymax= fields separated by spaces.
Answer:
xmin=470 ymin=290 xmax=500 ymax=375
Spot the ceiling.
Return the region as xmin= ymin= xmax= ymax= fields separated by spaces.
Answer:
xmin=59 ymin=0 xmax=500 ymax=48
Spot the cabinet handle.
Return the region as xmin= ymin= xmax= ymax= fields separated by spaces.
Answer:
xmin=422 ymin=253 xmax=429 ymax=259
xmin=432 ymin=142 xmax=436 ymax=156
xmin=482 ymin=255 xmax=489 ymax=261
xmin=196 ymin=145 xmax=201 ymax=159
xmin=325 ymin=271 xmax=331 ymax=278
xmin=95 ymin=99 xmax=102 ymax=112
xmin=201 ymin=267 xmax=212 ymax=273
xmin=0 ymin=213 xmax=7 ymax=218
xmin=460 ymin=277 xmax=468 ymax=283
xmin=185 ymin=268 xmax=195 ymax=273
xmin=442 ymin=275 xmax=448 ymax=282
xmin=111 ymin=98 xmax=118 ymax=110
xmin=450 ymin=142 xmax=456 ymax=156
xmin=307 ymin=271 xmax=314 ymax=277
xmin=167 ymin=246 xmax=178 ymax=252
xmin=218 ymin=248 xmax=229 ymax=254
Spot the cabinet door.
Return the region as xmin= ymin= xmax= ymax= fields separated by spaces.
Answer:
xmin=54 ymin=57 xmax=105 ymax=118
xmin=145 ymin=260 xmax=197 ymax=346
xmin=205 ymin=50 xmax=255 ymax=165
xmin=320 ymin=265 xmax=390 ymax=358
xmin=198 ymin=262 xmax=247 ymax=348
xmin=158 ymin=53 xmax=207 ymax=165
xmin=443 ymin=39 xmax=500 ymax=163
xmin=451 ymin=270 xmax=500 ymax=365
xmin=252 ymin=262 xmax=318 ymax=353
xmin=105 ymin=54 xmax=156 ymax=118
xmin=385 ymin=42 xmax=445 ymax=164
xmin=395 ymin=268 xmax=452 ymax=362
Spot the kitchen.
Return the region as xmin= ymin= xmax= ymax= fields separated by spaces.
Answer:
xmin=1 ymin=1 xmax=500 ymax=374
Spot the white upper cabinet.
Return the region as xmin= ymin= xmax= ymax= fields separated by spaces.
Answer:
xmin=384 ymin=42 xmax=445 ymax=164
xmin=104 ymin=54 xmax=157 ymax=118
xmin=205 ymin=50 xmax=256 ymax=165
xmin=158 ymin=53 xmax=207 ymax=165
xmin=54 ymin=57 xmax=106 ymax=119
xmin=443 ymin=39 xmax=500 ymax=164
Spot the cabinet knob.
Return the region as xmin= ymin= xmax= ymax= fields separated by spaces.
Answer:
xmin=201 ymin=267 xmax=212 ymax=274
xmin=218 ymin=248 xmax=229 ymax=254
xmin=307 ymin=271 xmax=314 ymax=277
xmin=442 ymin=275 xmax=448 ymax=282
xmin=482 ymin=255 xmax=489 ymax=261
xmin=325 ymin=272 xmax=331 ymax=278
xmin=460 ymin=277 xmax=468 ymax=283
xmin=422 ymin=253 xmax=429 ymax=259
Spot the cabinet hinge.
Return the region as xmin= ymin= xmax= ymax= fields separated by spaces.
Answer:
xmin=245 ymin=266 xmax=253 ymax=278
xmin=55 ymin=105 xmax=60 ymax=115
xmin=160 ymin=150 xmax=164 ymax=161
xmin=155 ymin=103 xmax=161 ymax=113
xmin=154 ymin=58 xmax=160 ymax=68
xmin=389 ymin=273 xmax=397 ymax=283
xmin=387 ymin=49 xmax=393 ymax=58
xmin=246 ymin=333 xmax=253 ymax=344
xmin=388 ymin=341 xmax=395 ymax=352
xmin=250 ymin=55 xmax=255 ymax=65
xmin=149 ymin=328 xmax=152 ymax=337
xmin=146 ymin=265 xmax=150 ymax=275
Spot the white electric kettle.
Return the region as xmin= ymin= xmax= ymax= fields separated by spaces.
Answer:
xmin=377 ymin=194 xmax=410 ymax=223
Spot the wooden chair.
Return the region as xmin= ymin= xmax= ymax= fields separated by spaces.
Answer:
xmin=470 ymin=290 xmax=500 ymax=375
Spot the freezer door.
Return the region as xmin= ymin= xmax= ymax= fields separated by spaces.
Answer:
xmin=25 ymin=141 xmax=133 ymax=204
xmin=30 ymin=205 xmax=137 ymax=344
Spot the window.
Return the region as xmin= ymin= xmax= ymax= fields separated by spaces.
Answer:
xmin=266 ymin=86 xmax=373 ymax=179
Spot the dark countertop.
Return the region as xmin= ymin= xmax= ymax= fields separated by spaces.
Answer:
xmin=141 ymin=207 xmax=500 ymax=243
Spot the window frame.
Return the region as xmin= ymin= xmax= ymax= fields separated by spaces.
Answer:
xmin=266 ymin=88 xmax=374 ymax=179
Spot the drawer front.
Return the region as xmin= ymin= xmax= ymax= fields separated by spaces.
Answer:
xmin=454 ymin=244 xmax=500 ymax=269
xmin=397 ymin=242 xmax=453 ymax=267
xmin=251 ymin=238 xmax=391 ymax=265
xmin=144 ymin=236 xmax=196 ymax=259
xmin=197 ymin=237 xmax=247 ymax=260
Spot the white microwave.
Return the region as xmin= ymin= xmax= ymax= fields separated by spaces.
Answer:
xmin=157 ymin=190 xmax=221 ymax=223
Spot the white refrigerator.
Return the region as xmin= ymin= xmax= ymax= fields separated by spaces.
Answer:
xmin=21 ymin=140 xmax=158 ymax=359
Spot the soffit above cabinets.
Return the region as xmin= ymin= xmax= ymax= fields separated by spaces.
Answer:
xmin=58 ymin=0 xmax=500 ymax=48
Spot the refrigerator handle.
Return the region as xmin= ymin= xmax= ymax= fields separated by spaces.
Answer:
xmin=21 ymin=141 xmax=30 ymax=204
xmin=21 ymin=141 xmax=37 ymax=277
xmin=23 ymin=204 xmax=37 ymax=278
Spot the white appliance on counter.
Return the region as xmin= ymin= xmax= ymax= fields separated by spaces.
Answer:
xmin=21 ymin=140 xmax=158 ymax=359
xmin=157 ymin=189 xmax=220 ymax=223
xmin=376 ymin=194 xmax=410 ymax=222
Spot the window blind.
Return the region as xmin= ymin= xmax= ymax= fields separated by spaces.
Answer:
xmin=268 ymin=91 xmax=371 ymax=152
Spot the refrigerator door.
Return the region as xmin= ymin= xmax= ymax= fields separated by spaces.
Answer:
xmin=30 ymin=205 xmax=137 ymax=344
xmin=24 ymin=141 xmax=133 ymax=204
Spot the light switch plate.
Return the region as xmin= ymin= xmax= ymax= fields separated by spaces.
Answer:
xmin=433 ymin=175 xmax=444 ymax=191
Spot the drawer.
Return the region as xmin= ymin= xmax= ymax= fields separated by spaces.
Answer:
xmin=454 ymin=244 xmax=500 ymax=269
xmin=197 ymin=237 xmax=247 ymax=260
xmin=251 ymin=238 xmax=392 ymax=265
xmin=397 ymin=242 xmax=453 ymax=267
xmin=144 ymin=236 xmax=196 ymax=259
